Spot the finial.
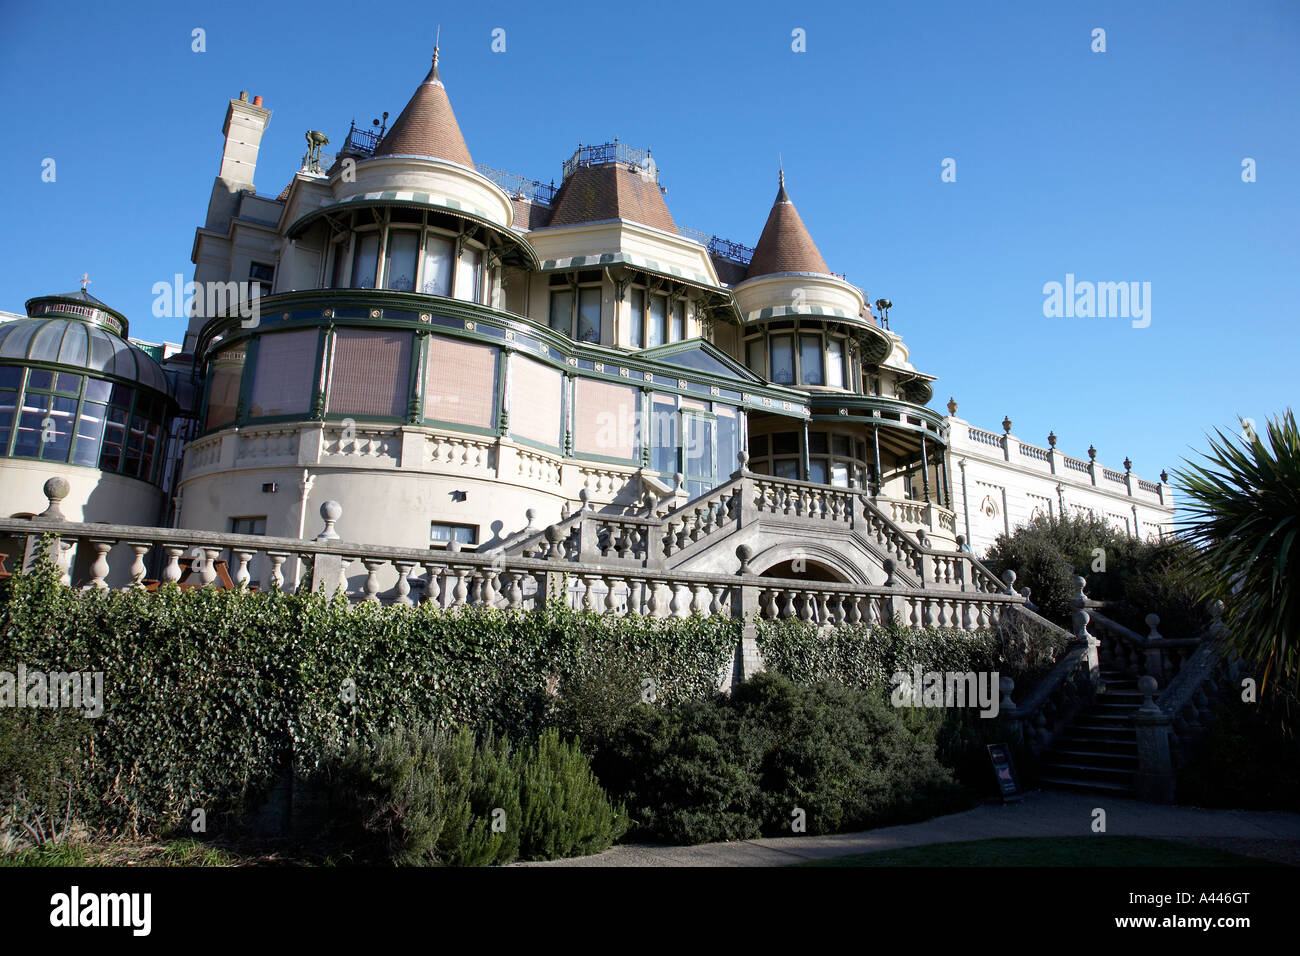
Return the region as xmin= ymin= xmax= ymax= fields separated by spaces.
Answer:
xmin=432 ymin=26 xmax=441 ymax=71
xmin=778 ymin=154 xmax=784 ymax=187
xmin=79 ymin=272 xmax=91 ymax=291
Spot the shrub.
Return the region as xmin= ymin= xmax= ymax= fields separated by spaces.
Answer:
xmin=594 ymin=673 xmax=969 ymax=844
xmin=1176 ymin=695 xmax=1300 ymax=811
xmin=517 ymin=730 xmax=627 ymax=860
xmin=330 ymin=724 xmax=623 ymax=865
xmin=0 ymin=707 xmax=90 ymax=850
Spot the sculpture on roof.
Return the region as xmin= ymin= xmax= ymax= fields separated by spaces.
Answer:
xmin=305 ymin=130 xmax=330 ymax=174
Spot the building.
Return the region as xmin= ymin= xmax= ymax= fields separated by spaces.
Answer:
xmin=0 ymin=48 xmax=1173 ymax=592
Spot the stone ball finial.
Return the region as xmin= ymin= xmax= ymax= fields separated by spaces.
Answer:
xmin=316 ymin=500 xmax=342 ymax=540
xmin=916 ymin=527 xmax=928 ymax=547
xmin=447 ymin=538 xmax=462 ymax=553
xmin=39 ymin=476 xmax=70 ymax=520
xmin=999 ymin=675 xmax=1016 ymax=710
xmin=544 ymin=524 xmax=563 ymax=544
xmin=955 ymin=534 xmax=966 ymax=551
xmin=737 ymin=449 xmax=750 ymax=470
xmin=1145 ymin=613 xmax=1163 ymax=640
xmin=578 ymin=488 xmax=591 ymax=510
xmin=1001 ymin=569 xmax=1017 ymax=588
xmin=525 ymin=508 xmax=538 ymax=525
xmin=674 ymin=471 xmax=684 ymax=490
xmin=882 ymin=557 xmax=896 ymax=586
xmin=735 ymin=543 xmax=753 ymax=574
xmin=1002 ymin=415 xmax=1013 ymax=434
xmin=1137 ymin=674 xmax=1159 ymax=712
xmin=1047 ymin=430 xmax=1057 ymax=448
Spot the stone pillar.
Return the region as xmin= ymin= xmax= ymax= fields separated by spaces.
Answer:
xmin=1133 ymin=675 xmax=1175 ymax=803
xmin=724 ymin=546 xmax=765 ymax=692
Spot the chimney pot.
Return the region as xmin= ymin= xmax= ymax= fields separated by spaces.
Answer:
xmin=239 ymin=91 xmax=249 ymax=101
xmin=252 ymin=95 xmax=263 ymax=107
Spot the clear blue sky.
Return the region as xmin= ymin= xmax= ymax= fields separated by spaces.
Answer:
xmin=1 ymin=0 xmax=1296 ymax=483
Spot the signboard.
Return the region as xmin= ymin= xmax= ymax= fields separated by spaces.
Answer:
xmin=987 ymin=743 xmax=1022 ymax=802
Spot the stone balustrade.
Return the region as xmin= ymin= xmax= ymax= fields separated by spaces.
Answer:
xmin=2 ymin=477 xmax=1029 ymax=631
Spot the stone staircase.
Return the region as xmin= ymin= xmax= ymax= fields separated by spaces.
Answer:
xmin=1037 ymin=668 xmax=1144 ymax=795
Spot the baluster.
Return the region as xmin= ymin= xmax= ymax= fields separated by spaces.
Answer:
xmin=86 ymin=538 xmax=114 ymax=590
xmin=759 ymin=588 xmax=775 ymax=620
xmin=605 ymin=575 xmax=621 ymax=615
xmin=233 ymin=549 xmax=255 ymax=589
xmin=452 ymin=568 xmax=470 ymax=607
xmin=830 ymin=593 xmax=845 ymax=625
xmin=864 ymin=595 xmax=880 ymax=626
xmin=690 ymin=583 xmax=708 ymax=616
xmin=420 ymin=562 xmax=442 ymax=605
xmin=670 ymin=583 xmax=688 ymax=618
xmin=361 ymin=559 xmax=383 ymax=603
xmin=798 ymin=590 xmax=814 ymax=622
xmin=845 ymin=594 xmax=861 ymax=625
xmin=582 ymin=574 xmax=599 ymax=612
xmin=266 ymin=550 xmax=289 ymax=591
xmin=162 ymin=545 xmax=184 ymax=585
xmin=125 ymin=541 xmax=151 ymax=590
xmin=394 ymin=561 xmax=414 ymax=606
xmin=507 ymin=571 xmax=525 ymax=609
xmin=708 ymin=584 xmax=725 ymax=617
xmin=780 ymin=588 xmax=796 ymax=619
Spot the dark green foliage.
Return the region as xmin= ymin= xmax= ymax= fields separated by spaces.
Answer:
xmin=594 ymin=673 xmax=969 ymax=844
xmin=0 ymin=562 xmax=734 ymax=838
xmin=517 ymin=729 xmax=628 ymax=860
xmin=330 ymin=724 xmax=622 ymax=865
xmin=982 ymin=513 xmax=1207 ymax=636
xmin=0 ymin=707 xmax=90 ymax=846
xmin=1176 ymin=695 xmax=1300 ymax=811
xmin=1173 ymin=410 xmax=1300 ymax=703
xmin=756 ymin=613 xmax=1070 ymax=692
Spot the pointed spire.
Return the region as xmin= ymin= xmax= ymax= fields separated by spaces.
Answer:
xmin=372 ymin=45 xmax=473 ymax=167
xmin=745 ymin=170 xmax=830 ymax=279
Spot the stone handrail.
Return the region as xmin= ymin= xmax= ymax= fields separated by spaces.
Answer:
xmin=0 ymin=481 xmax=1029 ymax=630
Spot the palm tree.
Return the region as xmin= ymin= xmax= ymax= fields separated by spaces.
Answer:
xmin=1173 ymin=409 xmax=1299 ymax=702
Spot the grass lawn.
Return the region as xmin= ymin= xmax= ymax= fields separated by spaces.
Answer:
xmin=806 ymin=836 xmax=1281 ymax=867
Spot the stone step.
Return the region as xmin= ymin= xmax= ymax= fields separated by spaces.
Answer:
xmin=1038 ymin=774 xmax=1135 ymax=795
xmin=1040 ymin=761 xmax=1136 ymax=782
xmin=1067 ymin=725 xmax=1138 ymax=740
xmin=1044 ymin=748 xmax=1139 ymax=768
xmin=1054 ymin=734 xmax=1138 ymax=752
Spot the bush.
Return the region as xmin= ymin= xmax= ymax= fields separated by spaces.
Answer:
xmin=330 ymin=724 xmax=623 ymax=865
xmin=594 ymin=673 xmax=970 ymax=844
xmin=0 ymin=707 xmax=90 ymax=850
xmin=983 ymin=513 xmax=1207 ymax=635
xmin=517 ymin=730 xmax=628 ymax=860
xmin=1176 ymin=695 xmax=1300 ymax=811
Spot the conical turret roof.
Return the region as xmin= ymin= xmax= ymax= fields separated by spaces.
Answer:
xmin=373 ymin=49 xmax=473 ymax=167
xmin=745 ymin=171 xmax=830 ymax=279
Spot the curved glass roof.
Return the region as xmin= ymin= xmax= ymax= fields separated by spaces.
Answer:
xmin=0 ymin=317 xmax=172 ymax=396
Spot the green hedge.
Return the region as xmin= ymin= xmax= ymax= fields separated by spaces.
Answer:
xmin=0 ymin=563 xmax=735 ymax=838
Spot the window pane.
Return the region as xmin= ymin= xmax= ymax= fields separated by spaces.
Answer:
xmin=772 ymin=432 xmax=798 ymax=455
xmin=750 ymin=434 xmax=769 ymax=457
xmin=0 ymin=366 xmax=20 ymax=389
xmin=770 ymin=335 xmax=794 ymax=384
xmin=74 ymin=402 xmax=106 ymax=466
xmin=38 ymin=395 xmax=77 ymax=462
xmin=455 ymin=246 xmax=481 ymax=302
xmin=651 ymin=398 xmax=678 ymax=475
xmin=809 ymin=433 xmax=828 ymax=455
xmin=574 ymin=379 xmax=638 ymax=459
xmin=628 ymin=289 xmax=644 ymax=348
xmin=383 ymin=230 xmax=419 ymax=292
xmin=800 ymin=334 xmax=824 ymax=385
xmin=808 ymin=459 xmax=827 ymax=484
xmin=745 ymin=338 xmax=765 ymax=376
xmin=422 ymin=235 xmax=453 ymax=296
xmin=826 ymin=338 xmax=845 ymax=388
xmin=774 ymin=459 xmax=799 ymax=479
xmin=832 ymin=435 xmax=851 ymax=457
xmin=647 ymin=295 xmax=667 ymax=348
xmin=576 ymin=288 xmax=601 ymax=343
xmin=27 ymin=370 xmax=53 ymax=391
xmin=549 ymin=291 xmax=573 ymax=335
xmin=0 ymin=388 xmax=15 ymax=453
xmin=53 ymin=373 xmax=81 ymax=396
xmin=328 ymin=329 xmax=413 ymax=418
xmin=351 ymin=233 xmax=379 ymax=289
xmin=716 ymin=409 xmax=738 ymax=477
xmin=249 ymin=331 xmax=317 ymax=418
xmin=100 ymin=406 xmax=126 ymax=470
xmin=84 ymin=377 xmax=112 ymax=403
xmin=425 ymin=337 xmax=499 ymax=428
xmin=671 ymin=300 xmax=685 ymax=342
xmin=331 ymin=242 xmax=348 ymax=288
xmin=205 ymin=346 xmax=244 ymax=430
xmin=508 ymin=356 xmax=563 ymax=446
xmin=831 ymin=462 xmax=849 ymax=487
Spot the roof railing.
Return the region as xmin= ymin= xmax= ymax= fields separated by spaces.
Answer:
xmin=562 ymin=140 xmax=656 ymax=182
xmin=475 ymin=164 xmax=558 ymax=205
